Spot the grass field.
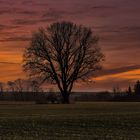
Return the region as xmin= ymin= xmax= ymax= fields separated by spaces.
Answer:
xmin=0 ymin=102 xmax=140 ymax=140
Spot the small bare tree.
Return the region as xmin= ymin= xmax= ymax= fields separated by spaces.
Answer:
xmin=30 ymin=80 xmax=41 ymax=92
xmin=7 ymin=81 xmax=15 ymax=92
xmin=14 ymin=79 xmax=24 ymax=92
xmin=23 ymin=21 xmax=104 ymax=103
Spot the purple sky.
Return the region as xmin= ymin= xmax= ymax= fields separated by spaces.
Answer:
xmin=0 ymin=0 xmax=140 ymax=91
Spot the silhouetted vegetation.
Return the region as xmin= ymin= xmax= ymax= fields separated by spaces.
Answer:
xmin=23 ymin=21 xmax=104 ymax=103
xmin=134 ymin=80 xmax=140 ymax=95
xmin=0 ymin=82 xmax=3 ymax=93
xmin=0 ymin=79 xmax=140 ymax=103
xmin=127 ymin=86 xmax=132 ymax=95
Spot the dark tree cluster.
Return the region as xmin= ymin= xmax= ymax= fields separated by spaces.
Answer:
xmin=0 ymin=79 xmax=42 ymax=93
xmin=112 ymin=80 xmax=140 ymax=95
xmin=134 ymin=80 xmax=140 ymax=95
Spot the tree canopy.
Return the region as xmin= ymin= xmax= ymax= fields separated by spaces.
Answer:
xmin=23 ymin=21 xmax=104 ymax=103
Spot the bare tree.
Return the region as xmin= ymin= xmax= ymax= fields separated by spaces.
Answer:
xmin=30 ymin=80 xmax=41 ymax=92
xmin=14 ymin=79 xmax=24 ymax=92
xmin=23 ymin=21 xmax=104 ymax=103
xmin=7 ymin=81 xmax=15 ymax=92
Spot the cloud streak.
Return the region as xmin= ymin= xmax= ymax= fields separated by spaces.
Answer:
xmin=0 ymin=61 xmax=20 ymax=65
xmin=97 ymin=65 xmax=140 ymax=77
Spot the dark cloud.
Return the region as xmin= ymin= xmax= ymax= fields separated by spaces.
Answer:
xmin=13 ymin=18 xmax=56 ymax=26
xmin=0 ymin=62 xmax=20 ymax=65
xmin=17 ymin=11 xmax=37 ymax=16
xmin=92 ymin=25 xmax=140 ymax=33
xmin=22 ymin=0 xmax=33 ymax=5
xmin=0 ymin=24 xmax=6 ymax=30
xmin=0 ymin=9 xmax=37 ymax=16
xmin=97 ymin=65 xmax=140 ymax=77
xmin=42 ymin=9 xmax=63 ymax=19
xmin=120 ymin=26 xmax=140 ymax=32
xmin=0 ymin=9 xmax=11 ymax=15
xmin=0 ymin=36 xmax=31 ymax=42
xmin=0 ymin=0 xmax=13 ymax=5
xmin=22 ymin=0 xmax=48 ymax=7
xmin=91 ymin=6 xmax=116 ymax=9
xmin=0 ymin=24 xmax=20 ymax=31
xmin=42 ymin=5 xmax=116 ymax=20
xmin=14 ymin=19 xmax=40 ymax=26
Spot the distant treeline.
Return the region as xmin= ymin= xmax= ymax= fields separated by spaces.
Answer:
xmin=75 ymin=92 xmax=140 ymax=102
xmin=0 ymin=80 xmax=140 ymax=103
xmin=0 ymin=91 xmax=140 ymax=103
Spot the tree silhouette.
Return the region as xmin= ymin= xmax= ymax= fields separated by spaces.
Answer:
xmin=0 ymin=82 xmax=3 ymax=93
xmin=23 ymin=21 xmax=104 ymax=103
xmin=134 ymin=80 xmax=140 ymax=95
xmin=30 ymin=80 xmax=41 ymax=92
xmin=126 ymin=85 xmax=132 ymax=95
xmin=7 ymin=81 xmax=15 ymax=92
xmin=14 ymin=79 xmax=24 ymax=92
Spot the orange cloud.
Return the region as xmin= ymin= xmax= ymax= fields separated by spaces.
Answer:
xmin=0 ymin=52 xmax=22 ymax=63
xmin=0 ymin=63 xmax=25 ymax=82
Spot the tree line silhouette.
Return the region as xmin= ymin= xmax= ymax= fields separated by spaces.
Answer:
xmin=0 ymin=79 xmax=42 ymax=93
xmin=0 ymin=80 xmax=140 ymax=103
xmin=0 ymin=80 xmax=140 ymax=94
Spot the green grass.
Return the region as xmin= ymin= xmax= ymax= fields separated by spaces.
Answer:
xmin=0 ymin=102 xmax=140 ymax=139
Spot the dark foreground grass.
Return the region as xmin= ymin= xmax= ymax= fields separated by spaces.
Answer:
xmin=0 ymin=102 xmax=140 ymax=139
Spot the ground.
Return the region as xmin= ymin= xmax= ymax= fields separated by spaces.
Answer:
xmin=0 ymin=102 xmax=140 ymax=140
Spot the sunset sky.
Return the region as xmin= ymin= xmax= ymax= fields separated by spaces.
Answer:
xmin=0 ymin=0 xmax=140 ymax=91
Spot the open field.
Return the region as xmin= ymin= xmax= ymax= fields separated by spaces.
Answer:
xmin=0 ymin=102 xmax=140 ymax=139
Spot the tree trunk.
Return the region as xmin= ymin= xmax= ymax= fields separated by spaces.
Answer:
xmin=62 ymin=92 xmax=70 ymax=104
